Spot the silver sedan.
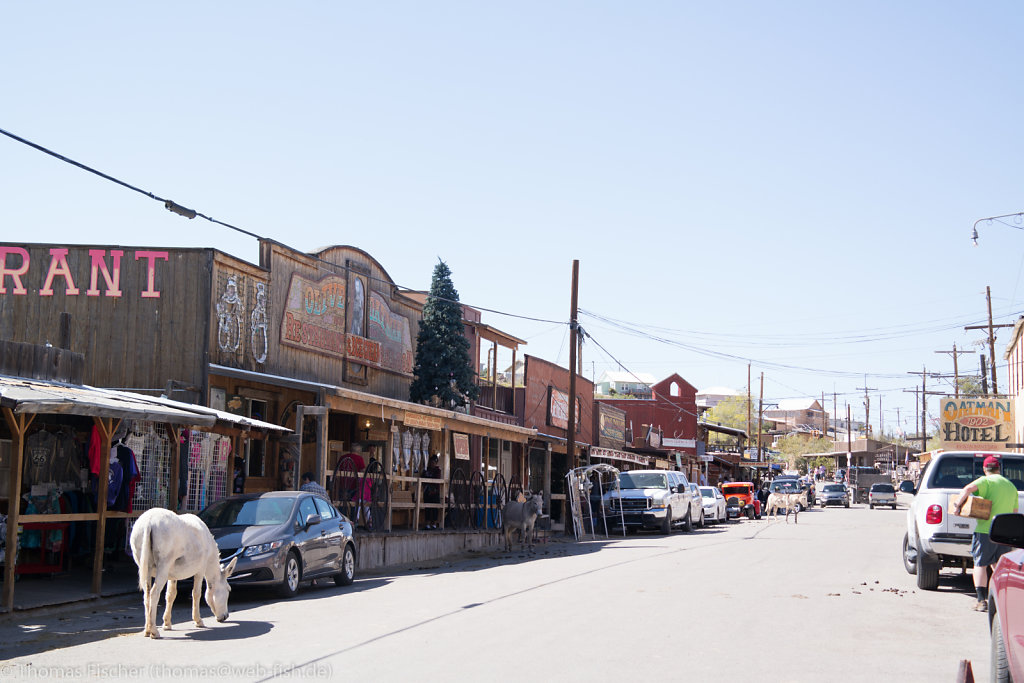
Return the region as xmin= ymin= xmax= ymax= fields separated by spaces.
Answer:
xmin=198 ymin=490 xmax=357 ymax=598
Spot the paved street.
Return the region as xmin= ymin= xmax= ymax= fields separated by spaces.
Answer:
xmin=0 ymin=493 xmax=989 ymax=682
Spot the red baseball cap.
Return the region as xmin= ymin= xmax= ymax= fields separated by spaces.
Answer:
xmin=983 ymin=455 xmax=1001 ymax=469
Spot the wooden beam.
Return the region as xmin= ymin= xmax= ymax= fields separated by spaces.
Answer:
xmin=91 ymin=417 xmax=116 ymax=595
xmin=2 ymin=407 xmax=32 ymax=611
xmin=167 ymin=424 xmax=181 ymax=511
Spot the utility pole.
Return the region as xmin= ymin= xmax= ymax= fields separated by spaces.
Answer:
xmin=935 ymin=343 xmax=974 ymax=398
xmin=846 ymin=403 xmax=852 ymax=469
xmin=567 ymin=260 xmax=579 ymax=479
xmin=757 ymin=372 xmax=764 ymax=462
xmin=821 ymin=392 xmax=827 ymax=436
xmin=981 ymin=355 xmax=990 ymax=395
xmin=856 ymin=376 xmax=877 ymax=435
xmin=746 ymin=363 xmax=752 ymax=450
xmin=907 ymin=367 xmax=944 ymax=451
xmin=965 ymin=286 xmax=1014 ymax=395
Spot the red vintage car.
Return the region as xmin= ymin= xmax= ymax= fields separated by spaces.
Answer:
xmin=721 ymin=482 xmax=761 ymax=520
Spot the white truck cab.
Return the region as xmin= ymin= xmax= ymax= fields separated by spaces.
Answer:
xmin=903 ymin=450 xmax=1024 ymax=590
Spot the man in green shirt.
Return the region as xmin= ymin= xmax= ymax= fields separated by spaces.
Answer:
xmin=952 ymin=455 xmax=1020 ymax=612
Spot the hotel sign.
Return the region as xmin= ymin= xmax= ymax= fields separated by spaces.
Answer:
xmin=940 ymin=397 xmax=1014 ymax=451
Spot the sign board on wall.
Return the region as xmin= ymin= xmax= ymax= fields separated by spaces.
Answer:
xmin=940 ymin=397 xmax=1014 ymax=451
xmin=280 ymin=273 xmax=348 ymax=359
xmin=453 ymin=432 xmax=470 ymax=460
xmin=547 ymin=386 xmax=581 ymax=432
xmin=368 ymin=291 xmax=414 ymax=375
xmin=597 ymin=403 xmax=626 ymax=447
xmin=404 ymin=412 xmax=443 ymax=431
xmin=663 ymin=438 xmax=696 ymax=449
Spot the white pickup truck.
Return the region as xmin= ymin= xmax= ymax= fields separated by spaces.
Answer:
xmin=902 ymin=450 xmax=1024 ymax=590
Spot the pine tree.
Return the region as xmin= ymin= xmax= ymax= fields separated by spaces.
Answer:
xmin=409 ymin=260 xmax=479 ymax=407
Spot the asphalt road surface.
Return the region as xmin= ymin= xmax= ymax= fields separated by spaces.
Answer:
xmin=0 ymin=492 xmax=990 ymax=682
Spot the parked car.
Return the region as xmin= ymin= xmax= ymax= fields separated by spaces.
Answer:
xmin=818 ymin=483 xmax=850 ymax=508
xmin=903 ymin=450 xmax=1024 ymax=591
xmin=721 ymin=482 xmax=761 ymax=520
xmin=768 ymin=479 xmax=809 ymax=512
xmin=988 ymin=513 xmax=1024 ymax=682
xmin=868 ymin=482 xmax=897 ymax=509
xmin=605 ymin=470 xmax=696 ymax=534
xmin=197 ymin=490 xmax=357 ymax=598
xmin=699 ymin=486 xmax=727 ymax=524
xmin=687 ymin=482 xmax=706 ymax=528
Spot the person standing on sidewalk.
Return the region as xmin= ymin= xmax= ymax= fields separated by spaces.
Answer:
xmin=952 ymin=455 xmax=1019 ymax=612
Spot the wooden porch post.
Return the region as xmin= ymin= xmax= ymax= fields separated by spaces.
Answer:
xmin=91 ymin=417 xmax=116 ymax=595
xmin=440 ymin=427 xmax=449 ymax=530
xmin=167 ymin=425 xmax=181 ymax=511
xmin=3 ymin=407 xmax=34 ymax=611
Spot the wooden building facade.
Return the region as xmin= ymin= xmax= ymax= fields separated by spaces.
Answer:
xmin=0 ymin=240 xmax=534 ymax=537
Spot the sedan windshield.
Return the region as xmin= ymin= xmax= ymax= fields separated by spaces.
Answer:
xmin=822 ymin=484 xmax=845 ymax=493
xmin=699 ymin=487 xmax=716 ymax=498
xmin=199 ymin=498 xmax=294 ymax=527
xmin=871 ymin=484 xmax=895 ymax=493
xmin=619 ymin=472 xmax=667 ymax=489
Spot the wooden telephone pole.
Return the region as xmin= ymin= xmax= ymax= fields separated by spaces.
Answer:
xmin=965 ymin=286 xmax=1014 ymax=395
xmin=567 ymin=260 xmax=579 ymax=472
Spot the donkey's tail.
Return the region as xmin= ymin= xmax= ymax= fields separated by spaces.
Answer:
xmin=136 ymin=522 xmax=153 ymax=593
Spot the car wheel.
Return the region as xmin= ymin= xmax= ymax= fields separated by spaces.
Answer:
xmin=892 ymin=504 xmax=897 ymax=510
xmin=682 ymin=510 xmax=693 ymax=532
xmin=844 ymin=502 xmax=849 ymax=508
xmin=746 ymin=508 xmax=755 ymax=520
xmin=870 ymin=503 xmax=874 ymax=509
xmin=993 ymin=609 xmax=1011 ymax=683
xmin=334 ymin=544 xmax=356 ymax=586
xmin=796 ymin=502 xmax=804 ymax=513
xmin=916 ymin=549 xmax=940 ymax=590
xmin=697 ymin=511 xmax=705 ymax=529
xmin=661 ymin=510 xmax=672 ymax=535
xmin=278 ymin=551 xmax=301 ymax=598
xmin=902 ymin=533 xmax=917 ymax=575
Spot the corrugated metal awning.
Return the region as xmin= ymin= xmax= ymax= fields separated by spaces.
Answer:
xmin=91 ymin=389 xmax=291 ymax=432
xmin=0 ymin=375 xmax=216 ymax=426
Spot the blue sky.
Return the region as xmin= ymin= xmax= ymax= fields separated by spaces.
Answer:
xmin=4 ymin=2 xmax=1024 ymax=438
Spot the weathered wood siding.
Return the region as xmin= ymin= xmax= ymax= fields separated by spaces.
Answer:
xmin=0 ymin=244 xmax=211 ymax=392
xmin=207 ymin=252 xmax=272 ymax=373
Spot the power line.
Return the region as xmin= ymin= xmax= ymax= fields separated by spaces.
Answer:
xmin=0 ymin=126 xmax=566 ymax=327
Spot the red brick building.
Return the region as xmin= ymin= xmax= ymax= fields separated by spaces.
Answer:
xmin=596 ymin=373 xmax=700 ymax=478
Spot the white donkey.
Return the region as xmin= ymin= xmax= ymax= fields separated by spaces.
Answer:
xmin=130 ymin=507 xmax=237 ymax=638
xmin=765 ymin=492 xmax=801 ymax=524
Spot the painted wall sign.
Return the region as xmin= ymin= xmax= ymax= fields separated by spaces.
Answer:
xmin=548 ymin=387 xmax=570 ymax=430
xmin=280 ymin=273 xmax=348 ymax=359
xmin=0 ymin=246 xmax=168 ymax=298
xmin=368 ymin=291 xmax=414 ymax=375
xmin=345 ymin=333 xmax=381 ymax=366
xmin=453 ymin=432 xmax=470 ymax=460
xmin=941 ymin=397 xmax=1014 ymax=450
xmin=547 ymin=386 xmax=581 ymax=432
xmin=663 ymin=437 xmax=696 ymax=449
xmin=597 ymin=404 xmax=626 ymax=446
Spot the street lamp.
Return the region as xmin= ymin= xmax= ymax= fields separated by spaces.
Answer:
xmin=972 ymin=212 xmax=1024 ymax=246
